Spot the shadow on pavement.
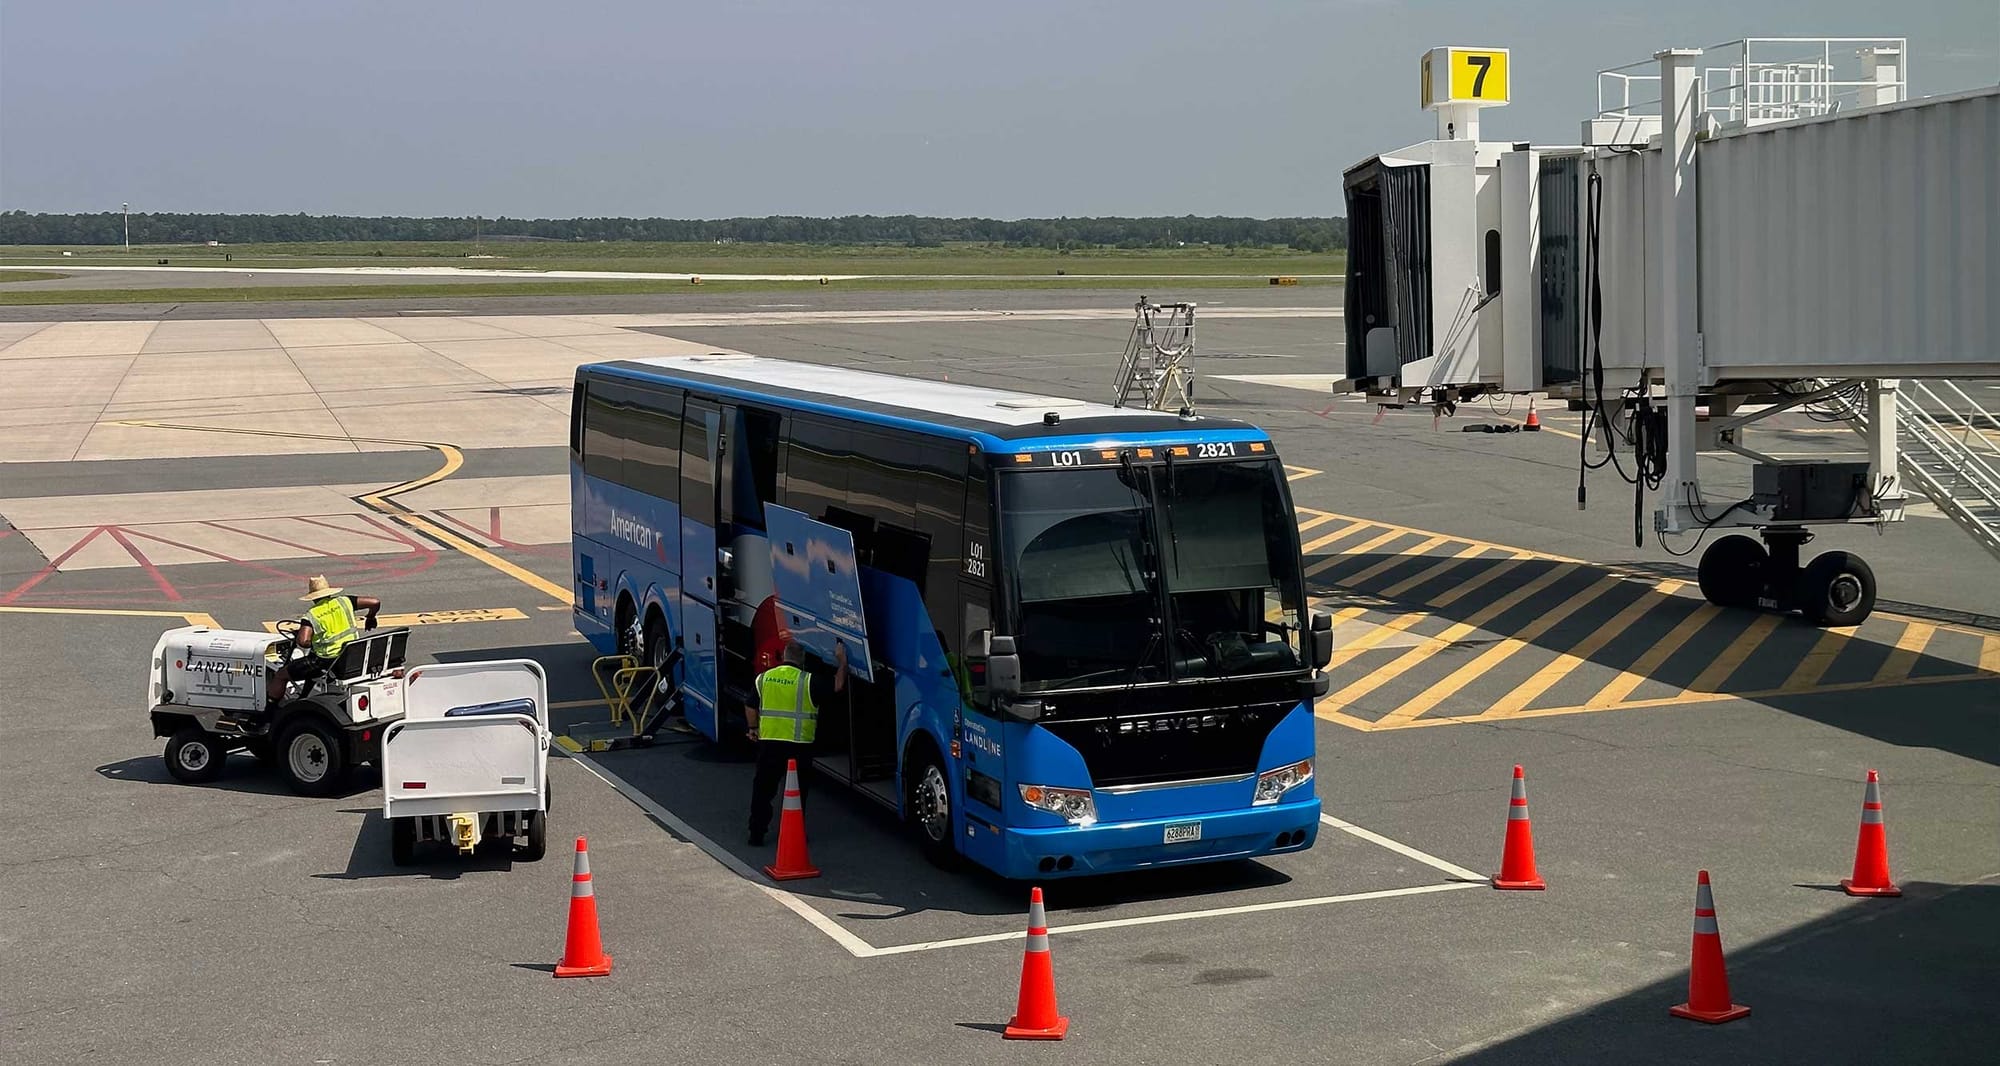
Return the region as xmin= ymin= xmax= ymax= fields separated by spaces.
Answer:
xmin=94 ymin=753 xmax=378 ymax=799
xmin=1453 ymin=879 xmax=2000 ymax=1065
xmin=316 ymin=807 xmax=529 ymax=881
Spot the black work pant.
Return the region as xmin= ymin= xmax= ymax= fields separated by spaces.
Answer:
xmin=749 ymin=739 xmax=813 ymax=839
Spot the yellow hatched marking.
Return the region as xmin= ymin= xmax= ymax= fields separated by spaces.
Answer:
xmin=1296 ymin=511 xmax=1342 ymax=534
xmin=1324 ymin=562 xmax=1573 ymax=718
xmin=1873 ymin=622 xmax=1937 ymax=684
xmin=1781 ymin=627 xmax=1856 ymax=691
xmin=1312 ymin=527 xmax=1409 ymax=568
xmin=1328 ymin=554 xmax=1535 ymax=667
xmin=1428 ymin=555 xmax=1535 ymax=609
xmin=1477 ymin=579 xmax=1684 ymax=719
xmin=1686 ymin=614 xmax=1783 ymax=692
xmin=1301 ymin=510 xmax=1584 ymax=565
xmin=1300 ymin=521 xmax=1376 ymax=556
xmin=1379 ymin=545 xmax=1493 ymax=598
xmin=1372 ymin=569 xmax=1611 ymax=725
xmin=1340 ymin=535 xmax=1453 ymax=587
xmin=1585 ymin=603 xmax=1721 ymax=706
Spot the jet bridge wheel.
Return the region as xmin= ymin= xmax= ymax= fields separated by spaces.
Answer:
xmin=1697 ymin=535 xmax=1767 ymax=609
xmin=1797 ymin=551 xmax=1876 ymax=627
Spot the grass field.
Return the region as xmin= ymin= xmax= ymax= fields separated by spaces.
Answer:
xmin=0 ymin=270 xmax=69 ymax=283
xmin=0 ymin=274 xmax=1337 ymax=306
xmin=0 ymin=241 xmax=1342 ymax=278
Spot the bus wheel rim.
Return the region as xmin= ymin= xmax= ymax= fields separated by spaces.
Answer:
xmin=918 ymin=764 xmax=950 ymax=842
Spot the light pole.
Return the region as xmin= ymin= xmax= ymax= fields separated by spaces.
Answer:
xmin=122 ymin=203 xmax=130 ymax=253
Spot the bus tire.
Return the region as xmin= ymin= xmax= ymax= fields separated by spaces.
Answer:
xmin=903 ymin=741 xmax=959 ymax=870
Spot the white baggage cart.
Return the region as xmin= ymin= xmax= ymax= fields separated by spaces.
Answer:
xmin=380 ymin=659 xmax=552 ymax=865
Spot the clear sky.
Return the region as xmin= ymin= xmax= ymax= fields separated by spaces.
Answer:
xmin=2 ymin=1 xmax=1994 ymax=219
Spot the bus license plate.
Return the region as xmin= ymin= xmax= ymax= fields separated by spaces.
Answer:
xmin=1164 ymin=822 xmax=1202 ymax=845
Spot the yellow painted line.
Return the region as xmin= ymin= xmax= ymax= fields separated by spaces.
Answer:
xmin=114 ymin=419 xmax=574 ymax=607
xmin=1873 ymin=622 xmax=1937 ymax=684
xmin=1285 ymin=465 xmax=1323 ymax=482
xmin=1427 ymin=555 xmax=1536 ymax=609
xmin=1328 ymin=669 xmax=1997 ymax=733
xmin=0 ymin=604 xmax=221 ymax=628
xmin=1299 ymin=521 xmax=1376 ymax=556
xmin=1368 ymin=560 xmax=1584 ymax=728
xmin=1686 ymin=613 xmax=1783 ymax=692
xmin=1585 ymin=602 xmax=1720 ymax=706
xmin=1301 ymin=510 xmax=1585 ymax=566
xmin=540 ymin=604 xmax=573 ymax=612
xmin=1780 ymin=627 xmax=1856 ymax=692
xmin=1378 ymin=544 xmax=1492 ymax=599
xmin=1323 ymin=561 xmax=1570 ymax=719
xmin=1324 ymin=613 xmax=1436 ymax=668
xmin=1983 ymin=634 xmax=2000 ymax=674
xmin=553 ymin=735 xmax=584 ymax=753
xmin=1309 ymin=527 xmax=1408 ymax=570
xmin=1387 ymin=573 xmax=1626 ymax=722
xmin=1478 ymin=579 xmax=1685 ymax=719
xmin=1324 ymin=554 xmax=1537 ymax=668
xmin=1296 ymin=511 xmax=1342 ymax=534
xmin=1339 ymin=535 xmax=1452 ymax=587
xmin=1365 ymin=564 xmax=1587 ymax=726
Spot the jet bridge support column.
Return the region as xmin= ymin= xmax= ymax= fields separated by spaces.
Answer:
xmin=1656 ymin=47 xmax=1703 ymax=536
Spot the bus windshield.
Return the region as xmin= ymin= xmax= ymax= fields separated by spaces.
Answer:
xmin=999 ymin=457 xmax=1305 ymax=692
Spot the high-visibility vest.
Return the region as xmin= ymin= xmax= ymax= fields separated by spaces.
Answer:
xmin=307 ymin=596 xmax=360 ymax=660
xmin=755 ymin=664 xmax=818 ymax=743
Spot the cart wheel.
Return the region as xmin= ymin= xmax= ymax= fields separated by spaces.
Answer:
xmin=390 ymin=817 xmax=416 ymax=867
xmin=1697 ymin=535 xmax=1767 ymax=609
xmin=277 ymin=718 xmax=347 ymax=797
xmin=1799 ymin=551 xmax=1876 ymax=627
xmin=164 ymin=727 xmax=229 ymax=784
xmin=518 ymin=808 xmax=548 ymax=863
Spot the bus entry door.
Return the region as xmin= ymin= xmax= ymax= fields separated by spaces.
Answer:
xmin=678 ymin=399 xmax=723 ymax=736
xmin=763 ymin=504 xmax=875 ymax=683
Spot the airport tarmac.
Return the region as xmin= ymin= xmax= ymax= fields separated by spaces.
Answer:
xmin=3 ymin=293 xmax=1996 ymax=1065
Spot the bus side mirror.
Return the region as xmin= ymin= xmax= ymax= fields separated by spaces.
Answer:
xmin=1308 ymin=610 xmax=1334 ymax=670
xmin=987 ymin=634 xmax=1022 ymax=697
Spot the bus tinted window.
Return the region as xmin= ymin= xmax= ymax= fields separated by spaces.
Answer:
xmin=623 ymin=386 xmax=682 ymax=499
xmin=785 ymin=415 xmax=848 ymax=521
xmin=582 ymin=382 xmax=621 ymax=482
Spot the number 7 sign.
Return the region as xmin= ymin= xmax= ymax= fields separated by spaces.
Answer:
xmin=1421 ymin=46 xmax=1511 ymax=108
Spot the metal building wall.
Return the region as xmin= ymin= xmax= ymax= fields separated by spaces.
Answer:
xmin=1698 ymin=87 xmax=1999 ymax=379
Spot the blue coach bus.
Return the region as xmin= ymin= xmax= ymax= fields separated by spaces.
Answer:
xmin=569 ymin=353 xmax=1333 ymax=878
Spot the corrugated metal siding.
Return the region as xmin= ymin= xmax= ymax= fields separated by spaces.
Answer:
xmin=1699 ymin=88 xmax=1998 ymax=374
xmin=1588 ymin=149 xmax=1656 ymax=374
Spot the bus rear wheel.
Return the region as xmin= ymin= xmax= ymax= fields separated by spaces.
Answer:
xmin=904 ymin=745 xmax=958 ymax=871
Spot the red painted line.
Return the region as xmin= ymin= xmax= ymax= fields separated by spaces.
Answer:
xmin=293 ymin=513 xmax=424 ymax=550
xmin=202 ymin=520 xmax=401 ymax=572
xmin=488 ymin=506 xmax=502 ymax=540
xmin=105 ymin=526 xmax=183 ymax=602
xmin=121 ymin=527 xmax=311 ymax=581
xmin=0 ymin=525 xmax=110 ymax=604
xmin=350 ymin=512 xmax=435 ymax=555
xmin=436 ymin=509 xmax=513 ymax=548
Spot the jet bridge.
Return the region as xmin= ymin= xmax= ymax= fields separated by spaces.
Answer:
xmin=1338 ymin=38 xmax=1999 ymax=625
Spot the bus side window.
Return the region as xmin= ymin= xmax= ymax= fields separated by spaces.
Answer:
xmin=569 ymin=381 xmax=585 ymax=457
xmin=784 ymin=416 xmax=848 ymax=522
xmin=961 ymin=598 xmax=992 ymax=711
xmin=582 ymin=382 xmax=622 ymax=483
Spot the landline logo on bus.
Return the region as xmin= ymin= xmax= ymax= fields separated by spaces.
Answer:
xmin=1007 ymin=440 xmax=1268 ymax=468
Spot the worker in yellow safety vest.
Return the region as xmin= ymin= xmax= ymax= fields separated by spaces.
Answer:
xmin=267 ymin=575 xmax=382 ymax=707
xmin=746 ymin=638 xmax=847 ymax=846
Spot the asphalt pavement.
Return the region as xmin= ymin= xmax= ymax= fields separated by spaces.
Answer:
xmin=2 ymin=292 xmax=1995 ymax=1065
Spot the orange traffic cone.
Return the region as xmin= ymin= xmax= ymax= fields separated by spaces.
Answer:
xmin=1841 ymin=769 xmax=1902 ymax=897
xmin=763 ymin=759 xmax=820 ymax=881
xmin=1524 ymin=402 xmax=1542 ymax=431
xmin=554 ymin=837 xmax=613 ymax=978
xmin=1492 ymin=764 xmax=1546 ymax=890
xmin=1003 ymin=887 xmax=1070 ymax=1040
xmin=1669 ymin=870 xmax=1750 ymax=1024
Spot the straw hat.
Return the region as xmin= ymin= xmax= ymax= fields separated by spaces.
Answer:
xmin=300 ymin=575 xmax=345 ymax=602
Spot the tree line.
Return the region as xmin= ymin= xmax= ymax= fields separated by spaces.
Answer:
xmin=0 ymin=211 xmax=1345 ymax=251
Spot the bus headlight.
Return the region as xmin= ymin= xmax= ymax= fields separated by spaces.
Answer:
xmin=1252 ymin=759 xmax=1314 ymax=806
xmin=1019 ymin=784 xmax=1096 ymax=825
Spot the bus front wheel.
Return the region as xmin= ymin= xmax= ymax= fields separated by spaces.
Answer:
xmin=903 ymin=744 xmax=958 ymax=871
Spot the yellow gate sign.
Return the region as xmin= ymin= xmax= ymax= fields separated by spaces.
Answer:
xmin=1422 ymin=46 xmax=1511 ymax=108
